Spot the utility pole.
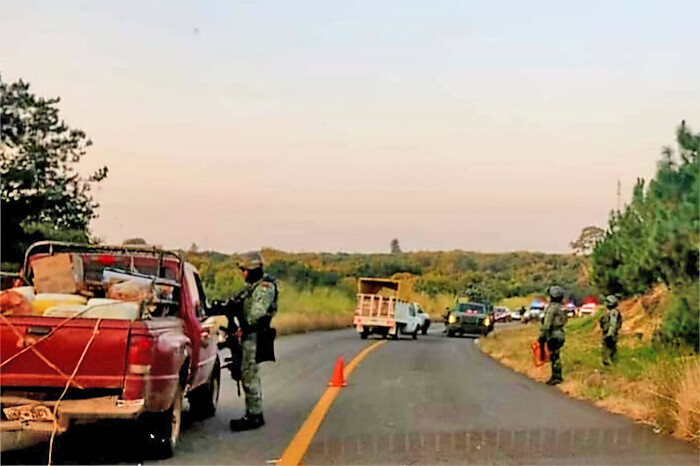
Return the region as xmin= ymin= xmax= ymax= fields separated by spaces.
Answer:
xmin=616 ymin=179 xmax=622 ymax=212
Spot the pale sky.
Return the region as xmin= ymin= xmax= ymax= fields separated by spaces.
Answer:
xmin=2 ymin=0 xmax=699 ymax=253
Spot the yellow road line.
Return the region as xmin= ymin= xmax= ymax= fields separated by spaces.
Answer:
xmin=277 ymin=340 xmax=386 ymax=466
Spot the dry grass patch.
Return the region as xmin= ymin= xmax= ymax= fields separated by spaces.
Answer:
xmin=676 ymin=359 xmax=700 ymax=444
xmin=652 ymin=356 xmax=700 ymax=444
xmin=480 ymin=323 xmax=548 ymax=381
xmin=619 ymin=285 xmax=667 ymax=343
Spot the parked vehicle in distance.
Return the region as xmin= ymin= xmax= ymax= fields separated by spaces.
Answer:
xmin=493 ymin=306 xmax=511 ymax=323
xmin=510 ymin=306 xmax=526 ymax=321
xmin=523 ymin=300 xmax=546 ymax=323
xmin=353 ymin=278 xmax=421 ymax=340
xmin=0 ymin=242 xmax=221 ymax=458
xmin=445 ymin=298 xmax=494 ymax=337
xmin=579 ymin=302 xmax=598 ymax=316
xmin=563 ymin=301 xmax=578 ymax=318
xmin=413 ymin=303 xmax=431 ymax=335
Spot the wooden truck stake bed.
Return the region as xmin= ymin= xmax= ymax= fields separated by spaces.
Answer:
xmin=352 ymin=277 xmax=421 ymax=340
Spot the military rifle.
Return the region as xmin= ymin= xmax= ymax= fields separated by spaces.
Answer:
xmin=208 ymin=286 xmax=253 ymax=395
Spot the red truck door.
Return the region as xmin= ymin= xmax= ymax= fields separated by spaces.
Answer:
xmin=181 ymin=265 xmax=218 ymax=389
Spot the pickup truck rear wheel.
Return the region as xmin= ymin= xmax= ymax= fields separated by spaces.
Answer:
xmin=146 ymin=387 xmax=183 ymax=459
xmin=188 ymin=360 xmax=221 ymax=420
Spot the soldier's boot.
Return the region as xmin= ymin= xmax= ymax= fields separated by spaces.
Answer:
xmin=610 ymin=342 xmax=617 ymax=363
xmin=602 ymin=341 xmax=614 ymax=365
xmin=547 ymin=354 xmax=563 ymax=385
xmin=230 ymin=413 xmax=265 ymax=431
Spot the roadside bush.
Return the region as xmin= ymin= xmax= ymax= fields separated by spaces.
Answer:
xmin=267 ymin=260 xmax=340 ymax=289
xmin=655 ymin=282 xmax=699 ymax=351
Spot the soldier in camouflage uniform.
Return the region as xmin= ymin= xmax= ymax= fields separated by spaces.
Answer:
xmin=539 ymin=285 xmax=568 ymax=385
xmin=229 ymin=251 xmax=278 ymax=431
xmin=600 ymin=295 xmax=622 ymax=366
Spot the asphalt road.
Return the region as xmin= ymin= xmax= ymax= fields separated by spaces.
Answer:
xmin=4 ymin=325 xmax=698 ymax=465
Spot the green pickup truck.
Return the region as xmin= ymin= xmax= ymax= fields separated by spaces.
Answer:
xmin=445 ymin=299 xmax=494 ymax=337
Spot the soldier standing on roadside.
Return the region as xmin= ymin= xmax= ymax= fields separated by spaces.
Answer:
xmin=229 ymin=251 xmax=278 ymax=431
xmin=600 ymin=295 xmax=622 ymax=366
xmin=539 ymin=285 xmax=568 ymax=385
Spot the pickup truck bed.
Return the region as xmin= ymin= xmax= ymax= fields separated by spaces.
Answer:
xmin=0 ymin=242 xmax=220 ymax=458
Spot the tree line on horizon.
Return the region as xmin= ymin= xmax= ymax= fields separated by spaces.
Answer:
xmin=185 ymin=248 xmax=590 ymax=306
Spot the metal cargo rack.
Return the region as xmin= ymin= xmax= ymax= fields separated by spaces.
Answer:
xmin=23 ymin=241 xmax=185 ymax=282
xmin=22 ymin=241 xmax=185 ymax=315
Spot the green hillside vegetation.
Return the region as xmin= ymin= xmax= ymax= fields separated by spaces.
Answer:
xmin=591 ymin=122 xmax=699 ymax=350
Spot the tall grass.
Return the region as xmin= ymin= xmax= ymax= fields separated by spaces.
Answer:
xmin=274 ymin=283 xmax=355 ymax=334
xmin=278 ymin=284 xmax=355 ymax=316
xmin=652 ymin=356 xmax=700 ymax=443
xmin=676 ymin=359 xmax=700 ymax=444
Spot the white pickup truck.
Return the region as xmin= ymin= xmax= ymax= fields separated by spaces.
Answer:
xmin=413 ymin=303 xmax=431 ymax=335
xmin=352 ymin=278 xmax=421 ymax=340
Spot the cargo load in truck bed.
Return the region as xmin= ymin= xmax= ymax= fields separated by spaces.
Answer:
xmin=1 ymin=242 xmax=221 ymax=458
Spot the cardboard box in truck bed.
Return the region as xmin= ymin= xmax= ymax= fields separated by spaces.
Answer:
xmin=31 ymin=253 xmax=83 ymax=294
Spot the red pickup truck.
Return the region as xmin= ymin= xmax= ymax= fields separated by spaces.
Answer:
xmin=0 ymin=242 xmax=221 ymax=458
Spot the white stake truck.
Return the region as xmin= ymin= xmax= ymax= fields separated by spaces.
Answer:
xmin=352 ymin=278 xmax=421 ymax=340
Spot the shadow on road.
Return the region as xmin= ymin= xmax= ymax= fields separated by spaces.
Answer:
xmin=1 ymin=408 xmax=205 ymax=465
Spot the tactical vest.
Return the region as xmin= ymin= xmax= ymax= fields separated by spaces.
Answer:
xmin=600 ymin=309 xmax=622 ymax=335
xmin=551 ymin=304 xmax=568 ymax=329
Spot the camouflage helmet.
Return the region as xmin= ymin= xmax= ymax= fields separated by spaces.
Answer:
xmin=238 ymin=251 xmax=264 ymax=270
xmin=605 ymin=295 xmax=618 ymax=308
xmin=548 ymin=285 xmax=564 ymax=300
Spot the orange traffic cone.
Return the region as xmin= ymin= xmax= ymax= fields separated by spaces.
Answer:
xmin=328 ymin=356 xmax=347 ymax=387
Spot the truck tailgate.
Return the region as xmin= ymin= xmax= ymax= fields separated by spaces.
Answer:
xmin=0 ymin=316 xmax=131 ymax=389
